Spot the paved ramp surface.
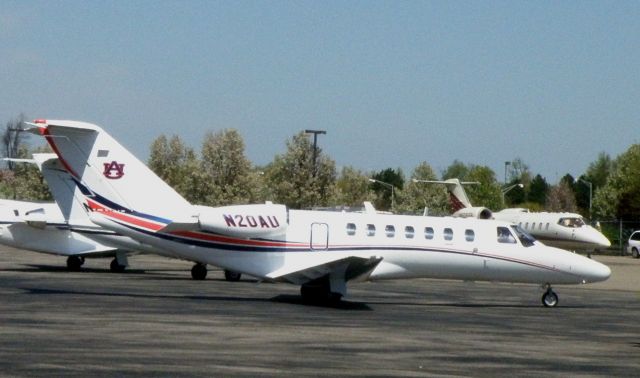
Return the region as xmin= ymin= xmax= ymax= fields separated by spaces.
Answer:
xmin=1 ymin=248 xmax=639 ymax=376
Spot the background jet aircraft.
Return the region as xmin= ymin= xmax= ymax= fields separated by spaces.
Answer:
xmin=0 ymin=154 xmax=241 ymax=280
xmin=416 ymin=179 xmax=611 ymax=251
xmin=0 ymin=154 xmax=138 ymax=271
xmin=29 ymin=119 xmax=610 ymax=306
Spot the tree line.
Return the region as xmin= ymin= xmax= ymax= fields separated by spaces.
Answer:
xmin=1 ymin=115 xmax=639 ymax=223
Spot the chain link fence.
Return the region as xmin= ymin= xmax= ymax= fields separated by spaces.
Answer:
xmin=594 ymin=220 xmax=640 ymax=256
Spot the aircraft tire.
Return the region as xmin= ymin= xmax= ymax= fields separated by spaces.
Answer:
xmin=542 ymin=289 xmax=559 ymax=307
xmin=110 ymin=258 xmax=126 ymax=273
xmin=191 ymin=263 xmax=207 ymax=280
xmin=66 ymin=256 xmax=83 ymax=271
xmin=632 ymin=248 xmax=639 ymax=259
xmin=224 ymin=270 xmax=242 ymax=282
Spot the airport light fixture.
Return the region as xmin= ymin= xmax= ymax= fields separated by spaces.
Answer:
xmin=369 ymin=178 xmax=395 ymax=212
xmin=501 ymin=183 xmax=524 ymax=203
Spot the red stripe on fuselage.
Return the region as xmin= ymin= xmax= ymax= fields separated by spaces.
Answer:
xmin=87 ymin=199 xmax=164 ymax=232
xmin=169 ymin=230 xmax=304 ymax=248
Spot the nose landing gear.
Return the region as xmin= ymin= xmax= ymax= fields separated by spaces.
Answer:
xmin=541 ymin=284 xmax=559 ymax=307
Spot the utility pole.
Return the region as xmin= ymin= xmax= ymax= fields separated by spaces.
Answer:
xmin=305 ymin=130 xmax=326 ymax=177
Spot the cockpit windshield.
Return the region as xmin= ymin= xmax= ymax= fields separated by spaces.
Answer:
xmin=558 ymin=217 xmax=585 ymax=228
xmin=510 ymin=225 xmax=536 ymax=247
xmin=497 ymin=226 xmax=517 ymax=244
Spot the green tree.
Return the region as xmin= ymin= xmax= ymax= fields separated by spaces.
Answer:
xmin=576 ymin=153 xmax=613 ymax=215
xmin=465 ymin=165 xmax=503 ymax=210
xmin=593 ymin=145 xmax=640 ymax=219
xmin=546 ymin=181 xmax=577 ymax=212
xmin=333 ymin=166 xmax=374 ymax=208
xmin=397 ymin=162 xmax=448 ymax=215
xmin=441 ymin=160 xmax=469 ymax=181
xmin=264 ymin=132 xmax=336 ymax=209
xmin=148 ymin=134 xmax=203 ymax=204
xmin=200 ymin=129 xmax=256 ymax=206
xmin=0 ymin=116 xmax=52 ymax=201
xmin=528 ymin=174 xmax=549 ymax=206
xmin=370 ymin=168 xmax=404 ymax=211
xmin=1 ymin=114 xmax=26 ymax=171
xmin=442 ymin=161 xmax=502 ymax=210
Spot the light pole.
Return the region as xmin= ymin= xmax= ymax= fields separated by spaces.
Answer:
xmin=504 ymin=161 xmax=511 ymax=184
xmin=579 ymin=178 xmax=593 ymax=218
xmin=501 ymin=183 xmax=523 ymax=204
xmin=304 ymin=129 xmax=326 ymax=177
xmin=369 ymin=178 xmax=395 ymax=212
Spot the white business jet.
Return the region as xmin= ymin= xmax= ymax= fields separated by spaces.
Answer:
xmin=0 ymin=154 xmax=238 ymax=280
xmin=27 ymin=120 xmax=611 ymax=306
xmin=0 ymin=154 xmax=135 ymax=271
xmin=415 ymin=179 xmax=611 ymax=251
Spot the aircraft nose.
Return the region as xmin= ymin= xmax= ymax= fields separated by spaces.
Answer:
xmin=597 ymin=233 xmax=612 ymax=248
xmin=581 ymin=259 xmax=611 ymax=283
xmin=588 ymin=228 xmax=611 ymax=248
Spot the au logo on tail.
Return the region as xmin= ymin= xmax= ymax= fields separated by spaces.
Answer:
xmin=103 ymin=161 xmax=125 ymax=179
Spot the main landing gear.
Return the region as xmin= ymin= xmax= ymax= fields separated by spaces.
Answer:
xmin=541 ymin=284 xmax=559 ymax=307
xmin=110 ymin=258 xmax=126 ymax=273
xmin=190 ymin=265 xmax=243 ymax=281
xmin=224 ymin=270 xmax=242 ymax=282
xmin=66 ymin=256 xmax=85 ymax=271
xmin=191 ymin=263 xmax=207 ymax=280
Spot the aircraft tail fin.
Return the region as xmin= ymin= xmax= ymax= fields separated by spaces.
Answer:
xmin=414 ymin=179 xmax=475 ymax=210
xmin=33 ymin=153 xmax=95 ymax=226
xmin=29 ymin=120 xmax=196 ymax=231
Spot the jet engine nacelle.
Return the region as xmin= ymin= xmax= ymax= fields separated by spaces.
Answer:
xmin=452 ymin=207 xmax=493 ymax=220
xmin=197 ymin=203 xmax=288 ymax=238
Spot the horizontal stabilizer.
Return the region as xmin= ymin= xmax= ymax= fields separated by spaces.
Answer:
xmin=267 ymin=255 xmax=383 ymax=285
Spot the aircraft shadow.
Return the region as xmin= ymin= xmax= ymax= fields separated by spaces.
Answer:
xmin=6 ymin=264 xmax=148 ymax=274
xmin=362 ymin=300 xmax=588 ymax=309
xmin=20 ymin=287 xmax=372 ymax=310
xmin=270 ymin=294 xmax=372 ymax=310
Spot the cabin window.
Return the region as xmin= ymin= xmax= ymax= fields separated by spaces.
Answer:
xmin=405 ymin=226 xmax=415 ymax=239
xmin=366 ymin=224 xmax=376 ymax=237
xmin=346 ymin=223 xmax=356 ymax=236
xmin=524 ymin=222 xmax=529 ymax=229
xmin=385 ymin=225 xmax=395 ymax=238
xmin=545 ymin=223 xmax=549 ymax=231
xmin=497 ymin=227 xmax=517 ymax=244
xmin=539 ymin=223 xmax=543 ymax=230
xmin=13 ymin=210 xmax=19 ymax=216
xmin=424 ymin=227 xmax=434 ymax=240
xmin=465 ymin=229 xmax=475 ymax=242
xmin=444 ymin=228 xmax=453 ymax=241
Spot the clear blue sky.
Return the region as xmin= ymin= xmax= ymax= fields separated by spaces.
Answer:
xmin=1 ymin=1 xmax=638 ymax=183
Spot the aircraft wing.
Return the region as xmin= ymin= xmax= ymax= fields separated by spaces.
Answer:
xmin=266 ymin=255 xmax=383 ymax=285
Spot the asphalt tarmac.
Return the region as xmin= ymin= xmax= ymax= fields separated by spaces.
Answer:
xmin=1 ymin=247 xmax=639 ymax=377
